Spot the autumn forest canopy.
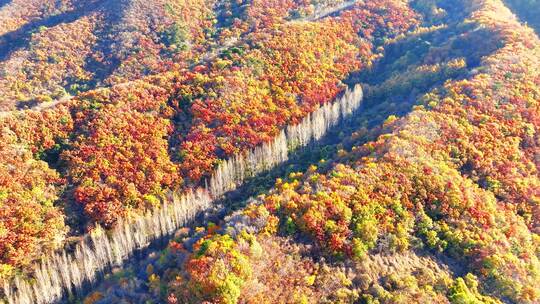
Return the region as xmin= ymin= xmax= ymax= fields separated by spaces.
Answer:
xmin=0 ymin=0 xmax=539 ymax=303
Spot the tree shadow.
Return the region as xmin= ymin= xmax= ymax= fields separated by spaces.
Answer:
xmin=348 ymin=24 xmax=501 ymax=88
xmin=81 ymin=0 xmax=130 ymax=89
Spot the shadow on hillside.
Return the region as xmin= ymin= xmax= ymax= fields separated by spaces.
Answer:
xmin=67 ymin=11 xmax=508 ymax=303
xmin=0 ymin=0 xmax=11 ymax=9
xmin=204 ymin=20 xmax=505 ymax=208
xmin=82 ymin=0 xmax=128 ymax=89
xmin=0 ymin=0 xmax=108 ymax=61
xmin=503 ymin=0 xmax=540 ymax=34
xmin=73 ymin=26 xmax=469 ymax=303
xmin=187 ymin=16 xmax=504 ymax=287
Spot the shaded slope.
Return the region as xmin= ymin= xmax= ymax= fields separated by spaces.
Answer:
xmin=503 ymin=0 xmax=540 ymax=32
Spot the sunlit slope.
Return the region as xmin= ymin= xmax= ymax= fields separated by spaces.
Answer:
xmin=0 ymin=0 xmax=216 ymax=109
xmin=83 ymin=0 xmax=540 ymax=303
xmin=0 ymin=0 xmax=416 ymax=285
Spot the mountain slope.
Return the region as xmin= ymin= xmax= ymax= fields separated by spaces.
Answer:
xmin=0 ymin=0 xmax=417 ymax=284
xmin=81 ymin=0 xmax=540 ymax=303
xmin=0 ymin=0 xmax=538 ymax=303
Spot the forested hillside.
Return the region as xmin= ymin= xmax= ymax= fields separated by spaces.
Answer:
xmin=82 ymin=0 xmax=540 ymax=303
xmin=1 ymin=0 xmax=415 ymax=288
xmin=0 ymin=0 xmax=539 ymax=303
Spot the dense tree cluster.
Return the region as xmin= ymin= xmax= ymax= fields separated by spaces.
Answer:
xmin=0 ymin=14 xmax=98 ymax=109
xmin=0 ymin=0 xmax=80 ymax=36
xmin=0 ymin=0 xmax=419 ymax=272
xmin=1 ymin=1 xmax=539 ymax=303
xmin=172 ymin=19 xmax=366 ymax=182
xmin=101 ymin=0 xmax=218 ymax=85
xmin=173 ymin=0 xmax=418 ymax=183
xmin=0 ymin=0 xmax=418 ymax=109
xmin=81 ymin=0 xmax=540 ymax=303
xmin=0 ymin=129 xmax=66 ymax=277
xmin=0 ymin=0 xmax=217 ymax=108
xmin=62 ymin=80 xmax=180 ymax=227
xmin=0 ymin=104 xmax=74 ymax=276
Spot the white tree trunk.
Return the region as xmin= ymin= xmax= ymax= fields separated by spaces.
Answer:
xmin=1 ymin=84 xmax=363 ymax=304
